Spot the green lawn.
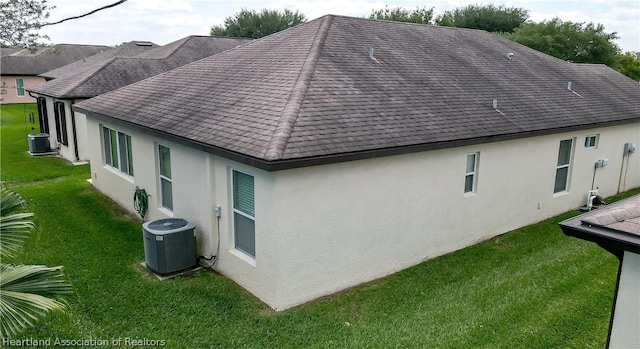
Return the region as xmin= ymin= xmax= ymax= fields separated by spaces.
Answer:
xmin=2 ymin=104 xmax=638 ymax=348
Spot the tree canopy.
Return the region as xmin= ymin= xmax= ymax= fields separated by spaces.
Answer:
xmin=366 ymin=4 xmax=638 ymax=81
xmin=369 ymin=6 xmax=434 ymax=24
xmin=0 ymin=0 xmax=52 ymax=48
xmin=614 ymin=52 xmax=640 ymax=81
xmin=436 ymin=4 xmax=529 ymax=33
xmin=503 ymin=18 xmax=620 ymax=66
xmin=210 ymin=8 xmax=306 ymax=39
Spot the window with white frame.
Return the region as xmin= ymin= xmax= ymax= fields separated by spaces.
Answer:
xmin=158 ymin=145 xmax=173 ymax=210
xmin=15 ymin=79 xmax=25 ymax=97
xmin=102 ymin=126 xmax=133 ymax=176
xmin=554 ymin=139 xmax=573 ymax=193
xmin=232 ymin=170 xmax=255 ymax=258
xmin=464 ymin=152 xmax=479 ymax=194
xmin=584 ymin=134 xmax=599 ymax=149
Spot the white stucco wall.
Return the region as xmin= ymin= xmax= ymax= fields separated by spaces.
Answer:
xmin=211 ymin=157 xmax=279 ymax=305
xmin=267 ymin=124 xmax=640 ymax=309
xmin=85 ymin=115 xmax=280 ymax=304
xmin=609 ymin=251 xmax=640 ymax=349
xmin=85 ymin=111 xmax=639 ymax=310
xmin=72 ymin=102 xmax=89 ymax=161
xmin=44 ymin=99 xmax=90 ymax=163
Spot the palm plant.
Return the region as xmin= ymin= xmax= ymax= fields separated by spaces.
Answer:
xmin=0 ymin=187 xmax=72 ymax=338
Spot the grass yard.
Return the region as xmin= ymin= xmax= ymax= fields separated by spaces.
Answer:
xmin=2 ymin=103 xmax=638 ymax=348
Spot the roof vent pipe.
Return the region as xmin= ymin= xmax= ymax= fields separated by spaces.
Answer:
xmin=567 ymin=81 xmax=572 ymax=90
xmin=368 ymin=47 xmax=383 ymax=64
xmin=507 ymin=52 xmax=514 ymax=60
xmin=493 ymin=99 xmax=498 ymax=109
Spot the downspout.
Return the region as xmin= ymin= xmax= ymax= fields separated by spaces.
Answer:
xmin=28 ymin=91 xmax=44 ymax=134
xmin=617 ymin=153 xmax=626 ymax=194
xmin=71 ymin=99 xmax=80 ymax=161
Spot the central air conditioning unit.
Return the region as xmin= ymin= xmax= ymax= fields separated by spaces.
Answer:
xmin=27 ymin=133 xmax=49 ymax=154
xmin=142 ymin=218 xmax=197 ymax=275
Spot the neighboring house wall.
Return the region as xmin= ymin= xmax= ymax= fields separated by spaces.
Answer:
xmin=609 ymin=251 xmax=640 ymax=348
xmin=40 ymin=97 xmax=89 ymax=162
xmin=0 ymin=75 xmax=44 ymax=104
xmin=84 ymin=112 xmax=640 ymax=310
xmin=74 ymin=104 xmax=90 ymax=161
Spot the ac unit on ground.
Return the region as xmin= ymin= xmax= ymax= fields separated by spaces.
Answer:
xmin=142 ymin=218 xmax=197 ymax=275
xmin=27 ymin=133 xmax=49 ymax=154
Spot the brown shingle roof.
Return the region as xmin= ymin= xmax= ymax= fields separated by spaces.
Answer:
xmin=1 ymin=48 xmax=20 ymax=56
xmin=581 ymin=197 xmax=640 ymax=235
xmin=74 ymin=15 xmax=640 ymax=169
xmin=0 ymin=44 xmax=109 ymax=75
xmin=29 ymin=36 xmax=250 ymax=99
xmin=560 ymin=195 xmax=640 ymax=255
xmin=40 ymin=41 xmax=158 ymax=79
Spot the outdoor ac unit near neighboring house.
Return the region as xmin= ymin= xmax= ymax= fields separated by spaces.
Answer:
xmin=142 ymin=218 xmax=197 ymax=275
xmin=27 ymin=133 xmax=49 ymax=154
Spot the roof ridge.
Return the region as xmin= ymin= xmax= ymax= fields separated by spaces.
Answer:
xmin=62 ymin=57 xmax=120 ymax=97
xmin=263 ymin=15 xmax=333 ymax=160
xmin=161 ymin=36 xmax=193 ymax=58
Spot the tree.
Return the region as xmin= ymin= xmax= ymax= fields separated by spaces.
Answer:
xmin=436 ymin=4 xmax=529 ymax=33
xmin=0 ymin=0 xmax=52 ymax=48
xmin=0 ymin=0 xmax=128 ymax=48
xmin=369 ymin=6 xmax=434 ymax=24
xmin=614 ymin=52 xmax=640 ymax=81
xmin=504 ymin=18 xmax=619 ymax=66
xmin=211 ymin=8 xmax=306 ymax=39
xmin=0 ymin=187 xmax=72 ymax=338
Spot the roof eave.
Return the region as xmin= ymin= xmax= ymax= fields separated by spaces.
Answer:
xmin=1 ymin=72 xmax=40 ymax=76
xmin=73 ymin=105 xmax=640 ymax=172
xmin=560 ymin=218 xmax=640 ymax=257
xmin=26 ymin=88 xmax=94 ymax=100
xmin=559 ymin=195 xmax=640 ymax=257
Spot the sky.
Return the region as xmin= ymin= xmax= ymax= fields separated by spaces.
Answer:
xmin=39 ymin=0 xmax=640 ymax=53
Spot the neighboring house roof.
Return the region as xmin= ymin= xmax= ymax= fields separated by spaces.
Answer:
xmin=1 ymin=48 xmax=20 ymax=56
xmin=40 ymin=41 xmax=158 ymax=79
xmin=74 ymin=15 xmax=640 ymax=170
xmin=560 ymin=195 xmax=640 ymax=255
xmin=1 ymin=44 xmax=109 ymax=75
xmin=29 ymin=36 xmax=250 ymax=99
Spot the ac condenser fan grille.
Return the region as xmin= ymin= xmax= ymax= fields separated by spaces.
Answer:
xmin=147 ymin=218 xmax=189 ymax=231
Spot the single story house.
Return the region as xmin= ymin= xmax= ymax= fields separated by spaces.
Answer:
xmin=560 ymin=195 xmax=640 ymax=348
xmin=28 ymin=36 xmax=250 ymax=163
xmin=1 ymin=44 xmax=108 ymax=104
xmin=38 ymin=41 xmax=158 ymax=81
xmin=23 ymin=40 xmax=160 ymax=159
xmin=73 ymin=15 xmax=640 ymax=310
